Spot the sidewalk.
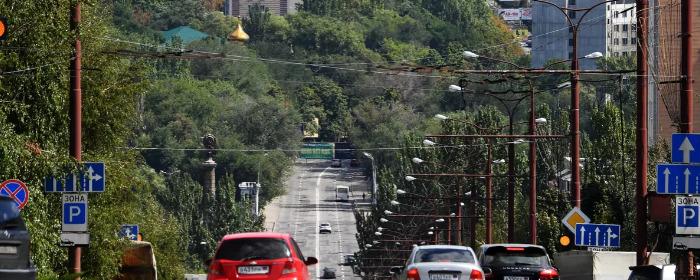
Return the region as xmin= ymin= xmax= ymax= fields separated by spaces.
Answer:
xmin=262 ymin=190 xmax=283 ymax=232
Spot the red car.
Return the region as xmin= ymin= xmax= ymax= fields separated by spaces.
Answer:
xmin=207 ymin=232 xmax=318 ymax=280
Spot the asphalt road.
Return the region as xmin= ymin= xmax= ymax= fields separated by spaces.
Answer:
xmin=266 ymin=159 xmax=366 ymax=280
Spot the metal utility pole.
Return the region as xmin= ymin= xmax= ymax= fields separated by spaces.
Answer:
xmin=486 ymin=141 xmax=493 ymax=244
xmin=529 ymin=84 xmax=538 ymax=244
xmin=456 ymin=184 xmax=463 ymax=245
xmin=676 ymin=0 xmax=694 ymax=277
xmin=508 ymin=121 xmax=516 ymax=242
xmin=635 ymin=0 xmax=649 ymax=267
xmin=69 ymin=1 xmax=82 ymax=277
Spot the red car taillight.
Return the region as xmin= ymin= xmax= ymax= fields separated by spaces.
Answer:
xmin=282 ymin=260 xmax=297 ymax=275
xmin=539 ymin=268 xmax=559 ymax=280
xmin=470 ymin=269 xmax=484 ymax=280
xmin=407 ymin=268 xmax=420 ymax=280
xmin=208 ymin=260 xmax=226 ymax=279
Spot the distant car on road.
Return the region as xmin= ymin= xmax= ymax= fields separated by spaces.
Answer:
xmin=331 ymin=159 xmax=342 ymax=167
xmin=391 ymin=245 xmax=483 ymax=280
xmin=206 ymin=232 xmax=318 ymax=280
xmin=476 ymin=244 xmax=558 ymax=280
xmin=319 ymin=223 xmax=332 ymax=234
xmin=343 ymin=254 xmax=356 ymax=266
xmin=0 ymin=196 xmax=37 ymax=280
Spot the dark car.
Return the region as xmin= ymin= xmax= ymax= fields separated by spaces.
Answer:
xmin=322 ymin=267 xmax=336 ymax=279
xmin=0 ymin=196 xmax=37 ymax=280
xmin=477 ymin=244 xmax=558 ymax=280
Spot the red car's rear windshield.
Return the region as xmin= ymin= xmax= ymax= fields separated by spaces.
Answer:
xmin=215 ymin=238 xmax=291 ymax=261
xmin=482 ymin=246 xmax=550 ymax=267
xmin=414 ymin=248 xmax=475 ymax=263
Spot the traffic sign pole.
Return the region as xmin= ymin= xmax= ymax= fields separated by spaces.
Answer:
xmin=69 ymin=0 xmax=82 ymax=278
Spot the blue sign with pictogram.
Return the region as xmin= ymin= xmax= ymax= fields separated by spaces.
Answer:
xmin=119 ymin=225 xmax=139 ymax=241
xmin=62 ymin=193 xmax=88 ymax=232
xmin=672 ymin=133 xmax=700 ymax=164
xmin=0 ymin=179 xmax=29 ymax=210
xmin=575 ymin=223 xmax=620 ymax=248
xmin=676 ymin=196 xmax=700 ymax=235
xmin=45 ymin=162 xmax=105 ymax=192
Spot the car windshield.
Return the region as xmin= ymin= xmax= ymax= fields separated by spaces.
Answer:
xmin=0 ymin=198 xmax=21 ymax=225
xmin=482 ymin=246 xmax=550 ymax=267
xmin=414 ymin=248 xmax=475 ymax=263
xmin=215 ymin=238 xmax=291 ymax=261
xmin=321 ymin=223 xmax=330 ymax=227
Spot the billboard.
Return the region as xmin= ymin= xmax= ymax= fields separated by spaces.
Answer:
xmin=520 ymin=8 xmax=532 ymax=20
xmin=498 ymin=9 xmax=521 ymax=21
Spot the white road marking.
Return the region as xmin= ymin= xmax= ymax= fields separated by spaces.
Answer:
xmin=316 ymin=166 xmax=330 ymax=279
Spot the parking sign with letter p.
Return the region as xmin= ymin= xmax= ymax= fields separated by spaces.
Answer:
xmin=676 ymin=197 xmax=700 ymax=235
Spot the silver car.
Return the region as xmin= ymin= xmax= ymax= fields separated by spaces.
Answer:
xmin=391 ymin=245 xmax=484 ymax=280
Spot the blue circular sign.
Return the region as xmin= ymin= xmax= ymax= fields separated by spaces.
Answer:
xmin=0 ymin=179 xmax=29 ymax=210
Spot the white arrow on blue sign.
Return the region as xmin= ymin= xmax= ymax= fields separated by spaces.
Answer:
xmin=656 ymin=164 xmax=700 ymax=194
xmin=45 ymin=162 xmax=105 ymax=193
xmin=119 ymin=224 xmax=139 ymax=241
xmin=575 ymin=223 xmax=620 ymax=248
xmin=673 ymin=133 xmax=700 ymax=164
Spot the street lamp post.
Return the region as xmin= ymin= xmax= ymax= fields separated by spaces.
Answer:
xmin=532 ymin=0 xmax=617 ymax=208
xmin=363 ymin=152 xmax=377 ymax=206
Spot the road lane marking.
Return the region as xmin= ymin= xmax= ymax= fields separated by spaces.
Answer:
xmin=316 ymin=166 xmax=330 ymax=279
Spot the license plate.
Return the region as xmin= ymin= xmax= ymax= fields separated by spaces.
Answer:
xmin=430 ymin=273 xmax=457 ymax=280
xmin=504 ymin=277 xmax=529 ymax=280
xmin=238 ymin=265 xmax=270 ymax=274
xmin=0 ymin=245 xmax=17 ymax=255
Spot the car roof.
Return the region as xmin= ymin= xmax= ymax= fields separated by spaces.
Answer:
xmin=478 ymin=243 xmax=546 ymax=250
xmin=221 ymin=232 xmax=290 ymax=241
xmin=416 ymin=245 xmax=473 ymax=251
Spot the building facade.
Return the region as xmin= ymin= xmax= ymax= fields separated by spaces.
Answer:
xmin=223 ymin=0 xmax=302 ymax=17
xmin=531 ymin=0 xmax=636 ymax=70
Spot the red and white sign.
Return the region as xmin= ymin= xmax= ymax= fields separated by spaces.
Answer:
xmin=0 ymin=179 xmax=29 ymax=210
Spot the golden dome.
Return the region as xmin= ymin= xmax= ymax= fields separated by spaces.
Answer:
xmin=228 ymin=24 xmax=249 ymax=42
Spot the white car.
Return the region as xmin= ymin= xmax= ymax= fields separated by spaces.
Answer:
xmin=391 ymin=245 xmax=484 ymax=280
xmin=319 ymin=223 xmax=332 ymax=234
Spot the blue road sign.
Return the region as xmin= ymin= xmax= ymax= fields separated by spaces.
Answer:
xmin=676 ymin=197 xmax=700 ymax=235
xmin=656 ymin=164 xmax=700 ymax=194
xmin=45 ymin=162 xmax=105 ymax=192
xmin=0 ymin=179 xmax=29 ymax=209
xmin=62 ymin=193 xmax=88 ymax=232
xmin=673 ymin=133 xmax=700 ymax=164
xmin=575 ymin=223 xmax=621 ymax=247
xmin=119 ymin=225 xmax=139 ymax=241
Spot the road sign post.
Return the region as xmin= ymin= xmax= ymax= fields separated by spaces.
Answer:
xmin=574 ymin=223 xmax=621 ymax=248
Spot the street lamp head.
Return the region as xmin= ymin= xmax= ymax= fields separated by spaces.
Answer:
xmin=557 ymin=81 xmax=572 ymax=89
xmin=434 ymin=114 xmax=449 ymax=120
xmin=450 ymin=213 xmax=456 ymax=217
xmin=460 ymin=202 xmax=465 ymax=206
xmin=448 ymin=85 xmax=463 ymax=92
xmin=420 ymin=241 xmax=427 ymax=245
xmin=435 ymin=218 xmax=445 ymax=223
xmin=411 ymin=157 xmax=425 ymax=164
xmin=535 ymin=117 xmax=548 ymax=124
xmin=465 ymin=191 xmax=472 ymax=197
xmin=362 ymin=152 xmax=372 ymax=158
xmin=395 ymin=242 xmax=401 ymax=245
xmin=429 ymin=226 xmax=435 ymax=230
xmin=396 ymin=189 xmax=407 ymax=195
xmin=493 ymin=159 xmax=506 ymax=164
xmin=365 ymin=244 xmax=373 ymax=248
xmin=384 ymin=210 xmax=394 ymax=215
xmin=200 ymin=241 xmax=207 ymax=245
xmin=380 ymin=218 xmax=389 ymax=223
xmin=374 ymin=232 xmax=383 ymax=236
xmin=584 ymin=51 xmax=603 ymax=59
xmin=462 ymin=51 xmax=480 ymax=59
xmin=405 ymin=176 xmax=417 ymax=182
xmin=422 ymin=139 xmax=436 ymax=146
xmin=390 ymin=200 xmax=401 ymax=206
xmin=372 ymin=240 xmax=380 ymax=244
xmin=428 ymin=231 xmax=434 ymax=235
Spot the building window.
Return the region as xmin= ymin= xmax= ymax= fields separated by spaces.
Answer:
xmin=569 ymin=39 xmax=574 ymax=46
xmin=608 ymin=19 xmax=611 ymax=24
xmin=614 ymin=52 xmax=619 ymax=56
xmin=623 ymin=24 xmax=628 ymax=31
xmin=614 ymin=38 xmax=619 ymax=45
xmin=568 ymin=10 xmax=576 ymax=18
xmin=622 ymin=38 xmax=628 ymax=45
xmin=632 ymin=38 xmax=637 ymax=44
xmin=623 ymin=11 xmax=627 ymax=17
xmin=622 ymin=51 xmax=628 ymax=56
xmin=615 ymin=11 xmax=619 ymax=18
xmin=614 ymin=25 xmax=619 ymax=32
xmin=632 ymin=24 xmax=637 ymax=31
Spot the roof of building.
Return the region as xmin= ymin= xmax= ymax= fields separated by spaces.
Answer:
xmin=161 ymin=26 xmax=209 ymax=45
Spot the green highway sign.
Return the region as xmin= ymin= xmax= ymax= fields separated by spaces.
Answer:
xmin=301 ymin=143 xmax=334 ymax=159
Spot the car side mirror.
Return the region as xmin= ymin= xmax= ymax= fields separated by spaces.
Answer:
xmin=305 ymin=257 xmax=318 ymax=265
xmin=483 ymin=267 xmax=492 ymax=275
xmin=390 ymin=266 xmax=403 ymax=274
